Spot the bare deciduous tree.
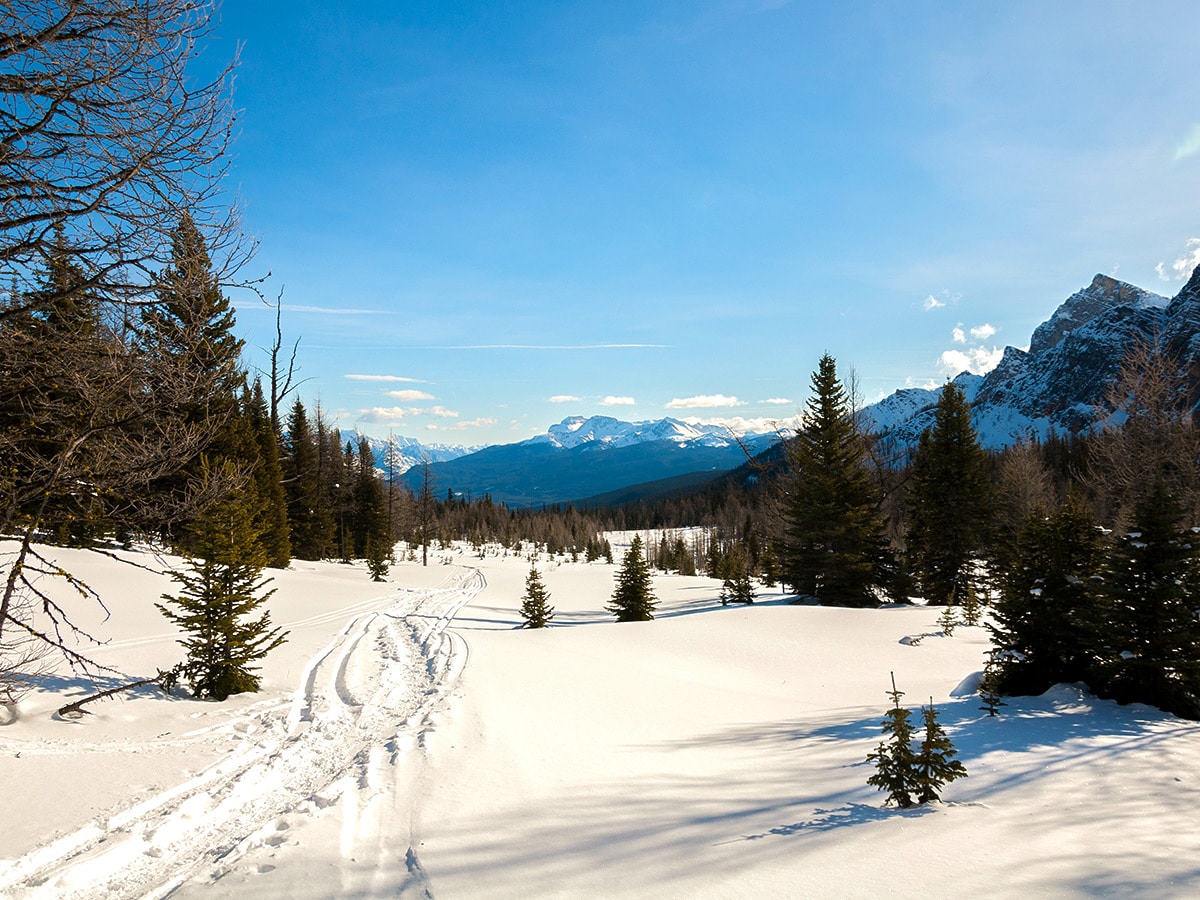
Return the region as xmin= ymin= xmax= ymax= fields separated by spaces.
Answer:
xmin=0 ymin=1 xmax=248 ymax=699
xmin=0 ymin=0 xmax=250 ymax=318
xmin=1090 ymin=336 xmax=1200 ymax=526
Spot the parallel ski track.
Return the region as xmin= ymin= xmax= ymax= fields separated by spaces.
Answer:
xmin=0 ymin=566 xmax=485 ymax=899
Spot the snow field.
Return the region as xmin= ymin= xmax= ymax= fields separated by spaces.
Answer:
xmin=2 ymin=542 xmax=1200 ymax=897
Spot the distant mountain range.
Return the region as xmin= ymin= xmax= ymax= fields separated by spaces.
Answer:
xmin=356 ymin=260 xmax=1200 ymax=505
xmin=337 ymin=430 xmax=480 ymax=475
xmin=397 ymin=416 xmax=776 ymax=507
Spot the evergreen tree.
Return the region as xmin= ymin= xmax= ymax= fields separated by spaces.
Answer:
xmin=989 ymin=493 xmax=1107 ymax=695
xmin=519 ymin=565 xmax=555 ymax=628
xmin=720 ymin=551 xmax=756 ymax=605
xmin=17 ymin=237 xmax=115 ymax=546
xmin=914 ymin=699 xmax=968 ymax=803
xmin=138 ymin=214 xmax=247 ymax=544
xmin=782 ymin=354 xmax=890 ymax=606
xmin=351 ymin=436 xmax=388 ymax=558
xmin=607 ymin=535 xmax=658 ymax=621
xmin=282 ymin=399 xmax=332 ymax=560
xmin=907 ymin=382 xmax=991 ymax=606
xmin=244 ymin=379 xmax=291 ymax=568
xmin=978 ymin=649 xmax=1007 ymax=716
xmin=140 ymin=213 xmax=244 ymax=426
xmin=1100 ymin=481 xmax=1200 ymax=718
xmin=157 ymin=464 xmax=287 ymax=700
xmin=365 ymin=536 xmax=390 ymax=582
xmin=866 ymin=674 xmax=920 ymax=808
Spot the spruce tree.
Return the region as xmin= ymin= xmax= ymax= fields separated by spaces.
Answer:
xmin=283 ymin=400 xmax=331 ymax=560
xmin=365 ymin=537 xmax=390 ymax=582
xmin=989 ymin=493 xmax=1107 ymax=696
xmin=607 ymin=535 xmax=658 ymax=621
xmin=907 ymin=382 xmax=991 ymax=606
xmin=244 ymin=379 xmax=291 ymax=568
xmin=158 ymin=464 xmax=287 ymax=700
xmin=1101 ymin=481 xmax=1200 ymax=718
xmin=915 ymin=699 xmax=968 ymax=803
xmin=866 ymin=673 xmax=919 ymax=808
xmin=720 ymin=552 xmax=756 ymax=605
xmin=782 ymin=354 xmax=890 ymax=606
xmin=138 ymin=213 xmax=248 ymax=546
xmin=978 ymin=649 xmax=1007 ymax=716
xmin=519 ymin=565 xmax=555 ymax=628
xmin=351 ymin=436 xmax=388 ymax=558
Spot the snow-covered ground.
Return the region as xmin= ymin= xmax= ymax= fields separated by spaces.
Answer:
xmin=2 ymin=541 xmax=1200 ymax=898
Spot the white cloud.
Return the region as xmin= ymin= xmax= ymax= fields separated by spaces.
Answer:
xmin=923 ymin=295 xmax=945 ymax=311
xmin=601 ymin=396 xmax=636 ymax=406
xmin=760 ymin=397 xmax=794 ymax=405
xmin=345 ymin=374 xmax=425 ymax=383
xmin=357 ymin=406 xmax=415 ymax=423
xmin=548 ymin=395 xmax=581 ymax=404
xmin=1157 ymin=238 xmax=1200 ymax=281
xmin=386 ymin=389 xmax=434 ymax=401
xmin=356 ymin=404 xmax=458 ymax=423
xmin=1174 ymin=124 xmax=1200 ymax=161
xmin=450 ymin=417 xmax=497 ymax=430
xmin=970 ymin=323 xmax=997 ymax=340
xmin=665 ymin=394 xmax=743 ymax=409
xmin=952 ymin=326 xmax=967 ymax=344
xmin=904 ymin=376 xmax=940 ymax=390
xmin=939 ymin=346 xmax=1004 ymax=375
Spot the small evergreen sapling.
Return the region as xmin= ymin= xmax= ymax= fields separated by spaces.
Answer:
xmin=915 ymin=698 xmax=968 ymax=803
xmin=937 ymin=602 xmax=957 ymax=636
xmin=365 ymin=537 xmax=390 ymax=582
xmin=867 ymin=675 xmax=967 ymax=807
xmin=607 ymin=535 xmax=658 ymax=622
xmin=978 ymin=648 xmax=1007 ymax=716
xmin=866 ymin=673 xmax=920 ymax=808
xmin=519 ymin=565 xmax=554 ymax=628
xmin=158 ymin=477 xmax=287 ymax=701
xmin=720 ymin=553 xmax=756 ymax=605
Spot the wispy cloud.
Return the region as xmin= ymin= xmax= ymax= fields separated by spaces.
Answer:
xmin=601 ymin=396 xmax=636 ymax=406
xmin=1156 ymin=237 xmax=1200 ymax=281
xmin=284 ymin=305 xmax=386 ymax=315
xmin=548 ymin=395 xmax=582 ymax=403
xmin=1175 ymin=124 xmax=1200 ymax=161
xmin=760 ymin=397 xmax=793 ymax=405
xmin=434 ymin=343 xmax=669 ymax=351
xmin=922 ymin=289 xmax=960 ymax=312
xmin=426 ymin=417 xmax=497 ymax=431
xmin=345 ymin=374 xmax=426 ymax=383
xmin=666 ymin=394 xmax=744 ymax=409
xmin=357 ymin=405 xmax=459 ymax=423
xmin=386 ymin=389 xmax=435 ymax=401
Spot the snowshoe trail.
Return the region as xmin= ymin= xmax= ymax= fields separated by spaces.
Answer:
xmin=0 ymin=566 xmax=484 ymax=899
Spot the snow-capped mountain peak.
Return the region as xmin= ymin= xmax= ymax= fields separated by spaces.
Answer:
xmin=529 ymin=415 xmax=743 ymax=450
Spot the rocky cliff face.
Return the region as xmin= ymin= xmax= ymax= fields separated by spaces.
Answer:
xmin=864 ymin=272 xmax=1188 ymax=449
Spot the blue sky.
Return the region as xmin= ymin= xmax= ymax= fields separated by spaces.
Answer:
xmin=217 ymin=1 xmax=1200 ymax=446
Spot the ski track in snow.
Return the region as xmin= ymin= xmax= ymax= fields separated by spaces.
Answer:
xmin=0 ymin=566 xmax=485 ymax=900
